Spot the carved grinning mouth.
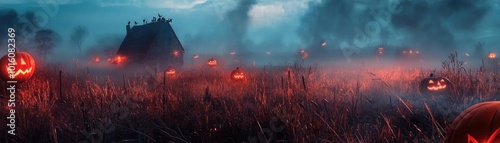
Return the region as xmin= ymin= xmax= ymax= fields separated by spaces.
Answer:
xmin=6 ymin=66 xmax=33 ymax=78
xmin=467 ymin=127 xmax=500 ymax=143
xmin=233 ymin=75 xmax=244 ymax=79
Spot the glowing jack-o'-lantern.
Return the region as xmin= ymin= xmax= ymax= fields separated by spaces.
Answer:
xmin=111 ymin=55 xmax=126 ymax=64
xmin=445 ymin=101 xmax=500 ymax=143
xmin=0 ymin=52 xmax=36 ymax=82
xmin=419 ymin=74 xmax=452 ymax=94
xmin=207 ymin=58 xmax=217 ymax=67
xmin=488 ymin=52 xmax=496 ymax=59
xmin=230 ymin=67 xmax=246 ymax=81
xmin=166 ymin=68 xmax=176 ymax=76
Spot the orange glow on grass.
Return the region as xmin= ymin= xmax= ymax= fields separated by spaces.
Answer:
xmin=111 ymin=55 xmax=126 ymax=64
xmin=166 ymin=68 xmax=176 ymax=75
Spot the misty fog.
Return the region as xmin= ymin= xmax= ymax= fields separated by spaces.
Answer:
xmin=0 ymin=0 xmax=499 ymax=71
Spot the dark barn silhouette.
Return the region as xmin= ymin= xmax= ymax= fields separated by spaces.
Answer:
xmin=117 ymin=19 xmax=184 ymax=68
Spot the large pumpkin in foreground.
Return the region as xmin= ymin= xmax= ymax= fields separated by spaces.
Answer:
xmin=0 ymin=52 xmax=36 ymax=82
xmin=230 ymin=67 xmax=246 ymax=81
xmin=445 ymin=101 xmax=500 ymax=143
xmin=419 ymin=74 xmax=452 ymax=95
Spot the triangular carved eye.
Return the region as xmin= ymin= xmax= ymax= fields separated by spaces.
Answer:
xmin=428 ymin=80 xmax=434 ymax=84
xmin=440 ymin=79 xmax=445 ymax=82
xmin=20 ymin=58 xmax=26 ymax=65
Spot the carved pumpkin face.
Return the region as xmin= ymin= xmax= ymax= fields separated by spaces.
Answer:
xmin=166 ymin=68 xmax=176 ymax=76
xmin=445 ymin=101 xmax=500 ymax=143
xmin=207 ymin=58 xmax=217 ymax=67
xmin=230 ymin=67 xmax=245 ymax=81
xmin=0 ymin=52 xmax=36 ymax=82
xmin=419 ymin=76 xmax=452 ymax=94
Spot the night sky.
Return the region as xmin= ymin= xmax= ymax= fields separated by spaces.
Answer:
xmin=1 ymin=0 xmax=499 ymax=64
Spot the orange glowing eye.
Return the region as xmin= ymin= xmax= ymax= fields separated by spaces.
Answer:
xmin=20 ymin=58 xmax=26 ymax=65
xmin=429 ymin=80 xmax=434 ymax=84
xmin=440 ymin=79 xmax=445 ymax=82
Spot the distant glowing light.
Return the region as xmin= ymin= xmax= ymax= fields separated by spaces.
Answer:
xmin=265 ymin=52 xmax=271 ymax=55
xmin=300 ymin=49 xmax=309 ymax=59
xmin=321 ymin=41 xmax=327 ymax=47
xmin=378 ymin=47 xmax=384 ymax=54
xmin=488 ymin=52 xmax=496 ymax=59
xmin=173 ymin=50 xmax=180 ymax=57
xmin=193 ymin=54 xmax=199 ymax=59
xmin=112 ymin=55 xmax=126 ymax=64
xmin=166 ymin=68 xmax=176 ymax=75
xmin=207 ymin=58 xmax=217 ymax=67
xmin=465 ymin=53 xmax=470 ymax=57
xmin=230 ymin=52 xmax=236 ymax=55
xmin=94 ymin=57 xmax=100 ymax=62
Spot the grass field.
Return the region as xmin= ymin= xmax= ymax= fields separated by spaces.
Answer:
xmin=2 ymin=53 xmax=499 ymax=143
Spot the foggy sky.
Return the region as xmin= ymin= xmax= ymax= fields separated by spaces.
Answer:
xmin=0 ymin=0 xmax=499 ymax=65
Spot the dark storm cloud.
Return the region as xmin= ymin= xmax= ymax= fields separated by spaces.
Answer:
xmin=223 ymin=0 xmax=256 ymax=60
xmin=182 ymin=0 xmax=258 ymax=63
xmin=297 ymin=0 xmax=365 ymax=61
xmin=391 ymin=0 xmax=492 ymax=53
xmin=0 ymin=9 xmax=39 ymax=52
xmin=224 ymin=0 xmax=256 ymax=46
xmin=85 ymin=34 xmax=124 ymax=57
xmin=298 ymin=0 xmax=494 ymax=61
xmin=0 ymin=9 xmax=19 ymax=50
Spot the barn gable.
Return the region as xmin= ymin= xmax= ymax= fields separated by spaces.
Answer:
xmin=117 ymin=20 xmax=184 ymax=67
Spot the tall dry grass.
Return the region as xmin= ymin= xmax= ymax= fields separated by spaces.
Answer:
xmin=1 ymin=54 xmax=499 ymax=143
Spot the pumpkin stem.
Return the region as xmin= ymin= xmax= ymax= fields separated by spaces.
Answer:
xmin=430 ymin=73 xmax=434 ymax=77
xmin=236 ymin=67 xmax=239 ymax=69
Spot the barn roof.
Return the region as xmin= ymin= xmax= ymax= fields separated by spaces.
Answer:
xmin=117 ymin=20 xmax=184 ymax=64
